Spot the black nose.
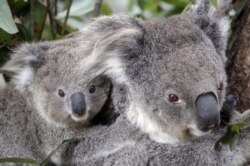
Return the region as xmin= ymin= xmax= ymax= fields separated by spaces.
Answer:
xmin=195 ymin=93 xmax=220 ymax=132
xmin=71 ymin=92 xmax=86 ymax=117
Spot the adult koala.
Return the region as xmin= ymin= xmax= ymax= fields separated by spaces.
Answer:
xmin=54 ymin=0 xmax=250 ymax=165
xmin=72 ymin=0 xmax=230 ymax=144
xmin=0 ymin=37 xmax=114 ymax=163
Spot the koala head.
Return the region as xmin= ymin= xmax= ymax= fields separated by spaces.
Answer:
xmin=1 ymin=39 xmax=112 ymax=128
xmin=79 ymin=0 xmax=230 ymax=143
xmin=122 ymin=17 xmax=228 ymax=143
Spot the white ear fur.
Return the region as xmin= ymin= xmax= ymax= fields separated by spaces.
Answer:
xmin=0 ymin=74 xmax=6 ymax=89
xmin=1 ymin=46 xmax=37 ymax=92
xmin=13 ymin=65 xmax=35 ymax=92
xmin=212 ymin=0 xmax=232 ymax=40
xmin=79 ymin=24 xmax=142 ymax=84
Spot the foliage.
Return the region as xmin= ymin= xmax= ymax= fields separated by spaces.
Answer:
xmin=214 ymin=122 xmax=248 ymax=151
xmin=0 ymin=139 xmax=71 ymax=165
xmin=0 ymin=0 xmax=194 ymax=64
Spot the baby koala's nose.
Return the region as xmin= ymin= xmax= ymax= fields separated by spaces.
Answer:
xmin=70 ymin=92 xmax=86 ymax=117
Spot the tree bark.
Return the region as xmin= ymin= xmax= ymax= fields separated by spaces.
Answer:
xmin=226 ymin=0 xmax=250 ymax=112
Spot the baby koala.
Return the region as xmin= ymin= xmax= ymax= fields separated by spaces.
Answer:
xmin=1 ymin=38 xmax=112 ymax=128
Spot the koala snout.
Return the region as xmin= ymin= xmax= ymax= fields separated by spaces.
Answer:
xmin=71 ymin=92 xmax=86 ymax=117
xmin=195 ymin=93 xmax=220 ymax=132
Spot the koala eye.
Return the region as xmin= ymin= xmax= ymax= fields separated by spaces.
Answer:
xmin=218 ymin=82 xmax=223 ymax=91
xmin=89 ymin=85 xmax=96 ymax=93
xmin=168 ymin=94 xmax=179 ymax=103
xmin=58 ymin=89 xmax=65 ymax=97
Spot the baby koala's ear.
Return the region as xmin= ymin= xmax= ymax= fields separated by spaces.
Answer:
xmin=0 ymin=42 xmax=48 ymax=92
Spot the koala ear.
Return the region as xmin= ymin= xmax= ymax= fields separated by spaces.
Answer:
xmin=0 ymin=43 xmax=47 ymax=92
xmin=189 ymin=0 xmax=232 ymax=60
xmin=94 ymin=16 xmax=144 ymax=81
xmin=80 ymin=15 xmax=144 ymax=81
xmin=94 ymin=25 xmax=143 ymax=56
xmin=88 ymin=15 xmax=144 ymax=53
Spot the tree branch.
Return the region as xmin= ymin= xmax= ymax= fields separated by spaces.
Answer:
xmin=92 ymin=0 xmax=103 ymax=17
xmin=62 ymin=0 xmax=73 ymax=35
xmin=46 ymin=0 xmax=57 ymax=39
xmin=38 ymin=4 xmax=48 ymax=40
xmin=226 ymin=0 xmax=250 ymax=112
xmin=30 ymin=0 xmax=35 ymax=39
xmin=54 ymin=0 xmax=58 ymax=16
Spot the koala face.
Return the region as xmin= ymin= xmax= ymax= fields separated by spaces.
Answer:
xmin=137 ymin=21 xmax=226 ymax=140
xmin=82 ymin=5 xmax=229 ymax=143
xmin=120 ymin=17 xmax=227 ymax=143
xmin=32 ymin=73 xmax=111 ymax=127
xmin=1 ymin=39 xmax=111 ymax=128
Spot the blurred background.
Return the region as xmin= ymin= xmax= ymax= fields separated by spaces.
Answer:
xmin=0 ymin=0 xmax=195 ymax=87
xmin=0 ymin=0 xmax=206 ymax=65
xmin=0 ymin=0 xmax=244 ymax=64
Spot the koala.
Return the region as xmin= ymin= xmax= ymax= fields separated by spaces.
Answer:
xmin=1 ymin=39 xmax=112 ymax=128
xmin=2 ymin=0 xmax=248 ymax=165
xmin=0 ymin=85 xmax=78 ymax=164
xmin=54 ymin=109 xmax=250 ymax=166
xmin=46 ymin=0 xmax=250 ymax=165
xmin=66 ymin=0 xmax=230 ymax=144
xmin=0 ymin=38 xmax=115 ymax=165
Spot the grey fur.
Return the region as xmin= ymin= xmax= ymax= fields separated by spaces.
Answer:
xmin=74 ymin=0 xmax=230 ymax=144
xmin=0 ymin=40 xmax=113 ymax=165
xmin=2 ymin=0 xmax=249 ymax=165
xmin=0 ymin=86 xmax=75 ymax=163
xmin=1 ymin=40 xmax=112 ymax=128
xmin=57 ymin=110 xmax=250 ymax=166
xmin=57 ymin=0 xmax=250 ymax=165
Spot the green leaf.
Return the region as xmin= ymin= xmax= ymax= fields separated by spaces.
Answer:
xmin=16 ymin=23 xmax=31 ymax=41
xmin=0 ymin=28 xmax=11 ymax=45
xmin=0 ymin=0 xmax=18 ymax=34
xmin=56 ymin=17 xmax=82 ymax=31
xmin=227 ymin=122 xmax=248 ymax=133
xmin=214 ymin=122 xmax=248 ymax=151
xmin=40 ymin=139 xmax=71 ymax=166
xmin=162 ymin=0 xmax=189 ymax=9
xmin=56 ymin=0 xmax=95 ymax=19
xmin=101 ymin=3 xmax=113 ymax=15
xmin=138 ymin=0 xmax=159 ymax=12
xmin=0 ymin=157 xmax=40 ymax=165
xmin=0 ymin=139 xmax=71 ymax=166
xmin=8 ymin=0 xmax=28 ymax=15
xmin=210 ymin=0 xmax=217 ymax=7
xmin=214 ymin=128 xmax=235 ymax=151
xmin=182 ymin=1 xmax=192 ymax=13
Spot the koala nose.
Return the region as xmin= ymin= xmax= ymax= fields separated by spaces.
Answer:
xmin=71 ymin=92 xmax=86 ymax=117
xmin=195 ymin=93 xmax=220 ymax=132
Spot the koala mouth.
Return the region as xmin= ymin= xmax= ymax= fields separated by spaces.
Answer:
xmin=70 ymin=112 xmax=89 ymax=122
xmin=187 ymin=123 xmax=211 ymax=137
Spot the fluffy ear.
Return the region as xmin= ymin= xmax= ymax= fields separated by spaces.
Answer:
xmin=188 ymin=0 xmax=232 ymax=60
xmin=79 ymin=15 xmax=144 ymax=82
xmin=0 ymin=43 xmax=47 ymax=92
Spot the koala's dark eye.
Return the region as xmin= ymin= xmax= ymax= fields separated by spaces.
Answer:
xmin=58 ymin=89 xmax=65 ymax=97
xmin=89 ymin=86 xmax=96 ymax=93
xmin=168 ymin=94 xmax=179 ymax=103
xmin=218 ymin=82 xmax=223 ymax=91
